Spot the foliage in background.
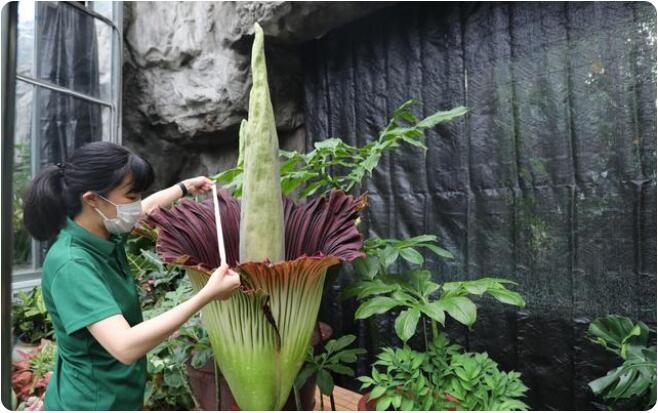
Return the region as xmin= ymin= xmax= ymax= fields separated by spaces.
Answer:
xmin=140 ymin=278 xmax=213 ymax=410
xmin=214 ymin=100 xmax=468 ymax=200
xmin=126 ymin=237 xmax=213 ymax=411
xmin=12 ymin=340 xmax=56 ymax=410
xmin=587 ymin=315 xmax=657 ymax=410
xmin=295 ymin=335 xmax=366 ymax=410
xmin=358 ymin=334 xmax=529 ymax=411
xmin=13 ymin=143 xmax=31 ymax=266
xmin=12 ymin=287 xmax=53 ymax=344
xmin=127 ymin=243 xmax=184 ymax=308
xmin=344 ymin=235 xmax=525 ymax=343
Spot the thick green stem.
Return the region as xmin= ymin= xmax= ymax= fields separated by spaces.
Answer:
xmin=431 ymin=320 xmax=439 ymax=340
xmin=422 ymin=318 xmax=429 ymax=352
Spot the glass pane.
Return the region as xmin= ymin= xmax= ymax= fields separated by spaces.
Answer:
xmin=13 ymin=81 xmax=34 ymax=271
xmin=36 ymin=2 xmax=112 ymax=101
xmin=16 ymin=1 xmax=35 ymax=77
xmin=90 ymin=1 xmax=113 ymax=21
xmin=95 ymin=19 xmax=113 ymax=101
xmin=37 ymin=87 xmax=108 ymax=167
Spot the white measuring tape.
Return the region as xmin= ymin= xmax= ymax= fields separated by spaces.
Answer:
xmin=211 ymin=184 xmax=227 ymax=266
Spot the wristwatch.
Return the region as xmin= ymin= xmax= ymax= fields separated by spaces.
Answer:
xmin=178 ymin=182 xmax=188 ymax=197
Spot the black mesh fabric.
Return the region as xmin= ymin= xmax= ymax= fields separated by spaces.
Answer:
xmin=302 ymin=2 xmax=657 ymax=409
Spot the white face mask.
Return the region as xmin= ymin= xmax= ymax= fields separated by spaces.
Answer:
xmin=93 ymin=193 xmax=143 ymax=234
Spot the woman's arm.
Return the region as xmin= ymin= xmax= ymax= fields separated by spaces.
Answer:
xmin=87 ymin=264 xmax=240 ymax=365
xmin=141 ymin=176 xmax=214 ymax=214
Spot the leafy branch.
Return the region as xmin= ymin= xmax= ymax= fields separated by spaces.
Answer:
xmin=344 ymin=235 xmax=525 ymax=344
xmin=295 ymin=335 xmax=366 ymax=411
xmin=212 ymin=100 xmax=468 ymax=199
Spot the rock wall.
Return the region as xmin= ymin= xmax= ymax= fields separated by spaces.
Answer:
xmin=121 ymin=1 xmax=389 ymax=190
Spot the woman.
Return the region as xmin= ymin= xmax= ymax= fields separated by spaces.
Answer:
xmin=22 ymin=141 xmax=241 ymax=410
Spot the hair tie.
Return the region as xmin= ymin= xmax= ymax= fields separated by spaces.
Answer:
xmin=55 ymin=162 xmax=65 ymax=176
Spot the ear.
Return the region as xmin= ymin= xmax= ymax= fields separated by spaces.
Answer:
xmin=81 ymin=191 xmax=99 ymax=208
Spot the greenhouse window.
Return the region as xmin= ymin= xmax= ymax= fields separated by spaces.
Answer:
xmin=11 ymin=1 xmax=123 ymax=290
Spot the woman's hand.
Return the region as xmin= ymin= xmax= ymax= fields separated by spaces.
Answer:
xmin=182 ymin=176 xmax=214 ymax=195
xmin=141 ymin=176 xmax=215 ymax=214
xmin=200 ymin=263 xmax=241 ymax=302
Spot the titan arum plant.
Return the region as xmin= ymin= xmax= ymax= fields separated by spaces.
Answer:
xmin=144 ymin=23 xmax=365 ymax=410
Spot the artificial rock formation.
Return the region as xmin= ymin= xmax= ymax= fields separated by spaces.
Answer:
xmin=121 ymin=1 xmax=389 ymax=190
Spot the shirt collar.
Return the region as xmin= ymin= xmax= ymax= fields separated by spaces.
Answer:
xmin=62 ymin=217 xmax=121 ymax=255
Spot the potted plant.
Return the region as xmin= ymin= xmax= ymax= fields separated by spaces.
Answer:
xmin=341 ymin=234 xmax=529 ymax=410
xmin=357 ymin=334 xmax=529 ymax=411
xmin=294 ymin=334 xmax=366 ymax=411
xmin=12 ymin=339 xmax=56 ymax=410
xmin=143 ymin=23 xmax=366 ymax=410
xmin=12 ymin=287 xmax=54 ymax=361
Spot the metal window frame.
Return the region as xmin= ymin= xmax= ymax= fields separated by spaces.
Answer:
xmin=11 ymin=1 xmax=123 ymax=289
xmin=2 ymin=2 xmax=19 ymax=407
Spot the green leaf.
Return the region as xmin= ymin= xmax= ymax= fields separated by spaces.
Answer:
xmin=295 ymin=364 xmax=317 ymax=389
xmin=399 ymin=248 xmax=424 ymax=265
xmin=380 ymin=246 xmax=399 ymax=270
xmin=487 ymin=288 xmax=526 ymax=308
xmin=362 ymin=152 xmax=382 ymax=173
xmin=588 ymin=315 xmax=650 ymax=358
xmin=355 ymin=297 xmax=401 ymax=319
xmin=421 ymin=302 xmax=446 ymax=325
xmin=376 ymin=396 xmax=393 ymax=411
xmin=327 ymin=364 xmax=354 ymax=376
xmin=281 ymin=171 xmax=318 ymax=195
xmin=369 ymin=386 xmax=387 ymax=400
xmin=436 ymin=296 xmax=477 ymax=326
xmin=391 ymin=290 xmax=419 ymax=305
xmin=417 ymin=106 xmax=469 ymax=129
xmin=358 ymin=376 xmax=374 ymax=386
xmin=423 ymin=243 xmax=455 ymax=259
xmin=280 ymin=157 xmax=301 ymax=174
xmin=352 ymin=256 xmax=381 ymax=280
xmin=356 ymin=281 xmax=399 ymax=300
xmin=317 ymin=369 xmax=335 ymax=395
xmin=326 ymin=335 xmax=356 ymax=353
xmin=314 ymin=138 xmax=343 ymax=150
xmin=163 ymin=372 xmax=184 ymax=388
xmin=298 ymin=179 xmax=326 ymax=198
xmin=394 ymin=308 xmax=421 ymax=342
xmin=401 ymin=398 xmax=414 ymax=411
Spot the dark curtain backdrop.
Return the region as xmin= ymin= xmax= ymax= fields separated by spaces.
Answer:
xmin=302 ymin=2 xmax=656 ymax=410
xmin=36 ymin=1 xmax=102 ymax=166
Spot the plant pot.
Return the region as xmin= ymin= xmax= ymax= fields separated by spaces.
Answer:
xmin=357 ymin=390 xmax=459 ymax=411
xmin=185 ymin=359 xmax=217 ymax=411
xmin=358 ymin=392 xmax=378 ymax=411
xmin=12 ymin=339 xmax=42 ymax=363
xmin=186 ymin=321 xmax=333 ymax=410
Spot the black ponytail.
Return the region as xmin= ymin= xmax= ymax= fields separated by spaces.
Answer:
xmin=23 ymin=142 xmax=155 ymax=241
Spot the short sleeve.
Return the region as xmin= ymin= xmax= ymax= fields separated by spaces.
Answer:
xmin=50 ymin=259 xmax=122 ymax=334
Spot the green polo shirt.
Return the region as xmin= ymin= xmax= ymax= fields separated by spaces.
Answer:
xmin=41 ymin=218 xmax=146 ymax=410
